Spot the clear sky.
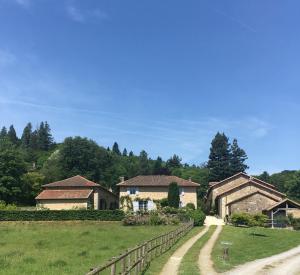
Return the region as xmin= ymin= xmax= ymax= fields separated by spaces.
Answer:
xmin=0 ymin=0 xmax=299 ymax=174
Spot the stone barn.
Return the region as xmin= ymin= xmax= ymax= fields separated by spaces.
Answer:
xmin=206 ymin=172 xmax=287 ymax=219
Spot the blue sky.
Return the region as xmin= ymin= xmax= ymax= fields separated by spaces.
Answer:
xmin=0 ymin=0 xmax=300 ymax=174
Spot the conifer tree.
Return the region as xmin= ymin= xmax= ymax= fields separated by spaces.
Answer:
xmin=37 ymin=121 xmax=53 ymax=150
xmin=122 ymin=148 xmax=128 ymax=156
xmin=112 ymin=142 xmax=121 ymax=155
xmin=168 ymin=182 xmax=180 ymax=208
xmin=21 ymin=123 xmax=32 ymax=148
xmin=139 ymin=150 xmax=150 ymax=175
xmin=0 ymin=127 xmax=7 ymax=139
xmin=7 ymin=125 xmax=18 ymax=145
xmin=230 ymin=139 xmax=248 ymax=174
xmin=30 ymin=130 xmax=39 ymax=150
xmin=166 ymin=154 xmax=182 ymax=170
xmin=207 ymin=132 xmax=232 ymax=181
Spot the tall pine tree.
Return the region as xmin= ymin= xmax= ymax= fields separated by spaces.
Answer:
xmin=0 ymin=127 xmax=7 ymax=139
xmin=112 ymin=142 xmax=121 ymax=155
xmin=207 ymin=132 xmax=232 ymax=181
xmin=230 ymin=139 xmax=248 ymax=174
xmin=21 ymin=123 xmax=32 ymax=148
xmin=139 ymin=150 xmax=150 ymax=175
xmin=37 ymin=121 xmax=53 ymax=150
xmin=7 ymin=125 xmax=18 ymax=145
xmin=122 ymin=148 xmax=128 ymax=156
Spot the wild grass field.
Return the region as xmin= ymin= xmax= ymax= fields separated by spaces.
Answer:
xmin=212 ymin=226 xmax=300 ymax=272
xmin=0 ymin=221 xmax=176 ymax=275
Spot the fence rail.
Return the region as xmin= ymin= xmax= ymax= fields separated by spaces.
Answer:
xmin=86 ymin=220 xmax=194 ymax=275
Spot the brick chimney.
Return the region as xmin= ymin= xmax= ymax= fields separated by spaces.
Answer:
xmin=119 ymin=176 xmax=125 ymax=183
xmin=189 ymin=177 xmax=192 ymax=182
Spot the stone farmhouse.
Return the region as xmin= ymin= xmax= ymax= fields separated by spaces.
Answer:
xmin=117 ymin=175 xmax=199 ymax=211
xmin=206 ymin=172 xmax=300 ymax=223
xmin=36 ymin=175 xmax=118 ymax=210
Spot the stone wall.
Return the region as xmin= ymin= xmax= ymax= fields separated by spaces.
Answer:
xmin=229 ymin=192 xmax=278 ymax=215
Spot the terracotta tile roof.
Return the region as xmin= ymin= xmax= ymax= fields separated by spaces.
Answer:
xmin=42 ymin=175 xmax=100 ymax=188
xmin=35 ymin=189 xmax=93 ymax=200
xmin=116 ymin=175 xmax=200 ymax=187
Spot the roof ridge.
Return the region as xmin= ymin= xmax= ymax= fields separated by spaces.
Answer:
xmin=216 ymin=180 xmax=285 ymax=198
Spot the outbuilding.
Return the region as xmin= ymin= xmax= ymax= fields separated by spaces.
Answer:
xmin=36 ymin=175 xmax=118 ymax=210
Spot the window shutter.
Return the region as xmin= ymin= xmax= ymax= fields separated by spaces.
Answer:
xmin=127 ymin=189 xmax=130 ymax=195
xmin=148 ymin=200 xmax=154 ymax=210
xmin=133 ymin=201 xmax=139 ymax=212
xmin=136 ymin=187 xmax=139 ymax=195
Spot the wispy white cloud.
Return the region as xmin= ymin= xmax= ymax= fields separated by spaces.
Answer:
xmin=0 ymin=49 xmax=16 ymax=68
xmin=13 ymin=0 xmax=31 ymax=8
xmin=215 ymin=9 xmax=256 ymax=33
xmin=66 ymin=4 xmax=108 ymax=23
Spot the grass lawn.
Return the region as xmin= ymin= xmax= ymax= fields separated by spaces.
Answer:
xmin=143 ymin=227 xmax=204 ymax=275
xmin=178 ymin=225 xmax=216 ymax=275
xmin=0 ymin=221 xmax=176 ymax=275
xmin=212 ymin=225 xmax=300 ymax=272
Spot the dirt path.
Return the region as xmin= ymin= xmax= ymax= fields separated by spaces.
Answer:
xmin=159 ymin=226 xmax=209 ymax=275
xmin=224 ymin=245 xmax=300 ymax=275
xmin=198 ymin=225 xmax=223 ymax=275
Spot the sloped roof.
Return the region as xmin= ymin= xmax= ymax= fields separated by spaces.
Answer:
xmin=42 ymin=175 xmax=100 ymax=188
xmin=226 ymin=190 xmax=281 ymax=206
xmin=208 ymin=172 xmax=276 ymax=191
xmin=265 ymin=198 xmax=300 ymax=211
xmin=216 ymin=180 xmax=286 ymax=199
xmin=116 ymin=175 xmax=200 ymax=187
xmin=36 ymin=189 xmax=93 ymax=200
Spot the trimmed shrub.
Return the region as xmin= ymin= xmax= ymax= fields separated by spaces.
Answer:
xmin=160 ymin=198 xmax=169 ymax=208
xmin=252 ymin=213 xmax=268 ymax=227
xmin=231 ymin=212 xmax=251 ymax=226
xmin=0 ymin=210 xmax=125 ymax=221
xmin=291 ymin=219 xmax=300 ymax=230
xmin=230 ymin=212 xmax=268 ymax=227
xmin=168 ymin=182 xmax=180 ymax=208
xmin=187 ymin=210 xmax=206 ymax=226
xmin=186 ymin=203 xmax=195 ymax=210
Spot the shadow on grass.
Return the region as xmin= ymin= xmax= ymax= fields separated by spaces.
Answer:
xmin=249 ymin=233 xmax=269 ymax=237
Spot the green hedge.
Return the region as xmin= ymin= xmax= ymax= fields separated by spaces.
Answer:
xmin=0 ymin=210 xmax=125 ymax=221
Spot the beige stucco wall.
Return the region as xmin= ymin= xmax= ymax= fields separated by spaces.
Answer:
xmin=218 ymin=183 xmax=282 ymax=218
xmin=37 ymin=200 xmax=88 ymax=210
xmin=119 ymin=186 xmax=197 ymax=208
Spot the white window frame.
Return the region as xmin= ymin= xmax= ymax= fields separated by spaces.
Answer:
xmin=128 ymin=187 xmax=138 ymax=195
xmin=138 ymin=200 xmax=148 ymax=211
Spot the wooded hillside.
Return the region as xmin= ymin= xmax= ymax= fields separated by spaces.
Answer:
xmin=0 ymin=122 xmax=299 ymax=206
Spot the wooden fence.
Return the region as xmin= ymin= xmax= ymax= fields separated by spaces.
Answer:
xmin=86 ymin=220 xmax=194 ymax=275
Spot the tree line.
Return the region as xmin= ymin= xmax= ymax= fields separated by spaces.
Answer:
xmin=0 ymin=121 xmax=299 ymax=206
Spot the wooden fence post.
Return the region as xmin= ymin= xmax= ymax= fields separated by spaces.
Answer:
xmin=111 ymin=258 xmax=116 ymax=275
xmin=121 ymin=253 xmax=126 ymax=274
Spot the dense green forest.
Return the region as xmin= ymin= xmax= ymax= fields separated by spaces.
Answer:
xmin=0 ymin=122 xmax=299 ymax=206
